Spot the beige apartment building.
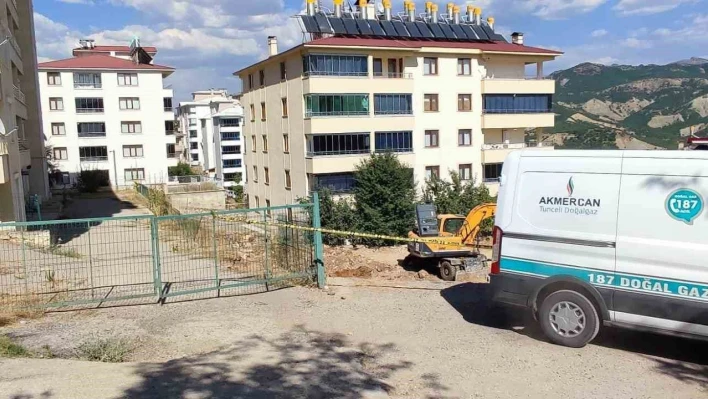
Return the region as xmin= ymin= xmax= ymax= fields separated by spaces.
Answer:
xmin=235 ymin=5 xmax=561 ymax=208
xmin=1 ymin=0 xmax=49 ymax=222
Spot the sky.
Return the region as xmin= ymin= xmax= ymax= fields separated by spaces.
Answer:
xmin=33 ymin=0 xmax=708 ymax=102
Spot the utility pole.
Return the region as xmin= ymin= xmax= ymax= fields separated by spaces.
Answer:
xmin=110 ymin=150 xmax=118 ymax=187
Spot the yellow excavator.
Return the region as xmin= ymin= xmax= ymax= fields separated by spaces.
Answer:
xmin=407 ymin=203 xmax=496 ymax=281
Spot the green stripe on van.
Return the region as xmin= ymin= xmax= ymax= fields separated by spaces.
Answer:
xmin=500 ymin=257 xmax=708 ymax=302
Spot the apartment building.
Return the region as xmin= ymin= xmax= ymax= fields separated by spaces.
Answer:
xmin=38 ymin=40 xmax=177 ymax=187
xmin=235 ymin=2 xmax=561 ymax=207
xmin=1 ymin=0 xmax=50 ymax=222
xmin=177 ymin=89 xmax=244 ymax=186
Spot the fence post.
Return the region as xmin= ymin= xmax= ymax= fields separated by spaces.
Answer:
xmin=212 ymin=214 xmax=220 ymax=293
xmin=312 ymin=192 xmax=325 ymax=288
xmin=20 ymin=227 xmax=29 ymax=296
xmin=150 ymin=217 xmax=163 ymax=300
xmin=87 ymin=221 xmax=94 ymax=299
xmin=263 ymin=210 xmax=272 ymax=289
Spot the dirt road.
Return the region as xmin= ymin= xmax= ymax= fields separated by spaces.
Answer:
xmin=1 ymin=282 xmax=706 ymax=398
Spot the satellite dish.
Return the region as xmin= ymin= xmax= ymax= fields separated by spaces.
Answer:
xmin=0 ymin=118 xmax=17 ymax=137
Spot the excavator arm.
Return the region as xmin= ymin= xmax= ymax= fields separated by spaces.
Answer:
xmin=458 ymin=203 xmax=496 ymax=246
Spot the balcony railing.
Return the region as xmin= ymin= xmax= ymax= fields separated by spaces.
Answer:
xmin=12 ymin=85 xmax=25 ymax=104
xmin=167 ymin=152 xmax=178 ymax=158
xmin=304 ymin=71 xmax=368 ymax=77
xmin=74 ymin=83 xmax=102 ymax=89
xmin=164 ymin=107 xmax=172 ymax=112
xmin=78 ymin=132 xmax=107 ymax=138
xmin=307 ymin=148 xmax=370 ymax=157
xmin=76 ymin=108 xmax=104 ymax=113
xmin=165 ymin=130 xmax=174 ymax=135
xmin=373 ymin=72 xmax=413 ymax=79
xmin=80 ymin=156 xmax=108 ymax=162
xmin=483 ymin=108 xmax=552 ymax=114
xmin=482 ymin=143 xmax=528 ymax=150
xmin=305 ymin=110 xmax=369 ymax=118
xmin=483 ymin=76 xmax=554 ymax=80
xmin=221 ymin=133 xmax=241 ymax=141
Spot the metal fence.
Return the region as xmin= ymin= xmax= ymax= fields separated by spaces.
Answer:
xmin=0 ymin=199 xmax=323 ymax=309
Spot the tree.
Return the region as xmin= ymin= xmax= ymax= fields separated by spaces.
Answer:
xmin=353 ymin=153 xmax=416 ymax=245
xmin=168 ymin=162 xmax=193 ymax=177
xmin=423 ymin=171 xmax=496 ymax=236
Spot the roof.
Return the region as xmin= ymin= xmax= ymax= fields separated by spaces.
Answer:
xmin=73 ymin=45 xmax=157 ymax=54
xmin=38 ymin=54 xmax=174 ymax=72
xmin=307 ymin=37 xmax=563 ymax=54
xmin=233 ymin=37 xmax=561 ymax=76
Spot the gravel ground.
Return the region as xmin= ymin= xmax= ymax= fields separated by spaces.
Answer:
xmin=1 ymin=281 xmax=706 ymax=399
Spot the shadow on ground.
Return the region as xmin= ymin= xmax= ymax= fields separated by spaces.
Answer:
xmin=441 ymin=282 xmax=708 ymax=391
xmin=120 ymin=325 xmax=447 ymax=398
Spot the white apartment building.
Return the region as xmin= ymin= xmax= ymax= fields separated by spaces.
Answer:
xmin=1 ymin=0 xmax=50 ymax=222
xmin=235 ymin=3 xmax=562 ymax=208
xmin=178 ymin=90 xmax=244 ymax=187
xmin=38 ymin=41 xmax=177 ymax=187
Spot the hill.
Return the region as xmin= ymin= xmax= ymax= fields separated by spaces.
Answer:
xmin=549 ymin=58 xmax=708 ymax=149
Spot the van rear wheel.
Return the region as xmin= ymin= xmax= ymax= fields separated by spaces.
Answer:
xmin=538 ymin=290 xmax=600 ymax=348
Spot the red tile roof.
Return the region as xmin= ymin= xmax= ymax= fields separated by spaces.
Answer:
xmin=306 ymin=37 xmax=563 ymax=54
xmin=38 ymin=54 xmax=174 ymax=71
xmin=73 ymin=45 xmax=158 ymax=53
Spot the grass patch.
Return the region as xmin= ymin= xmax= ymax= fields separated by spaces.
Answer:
xmin=47 ymin=245 xmax=82 ymax=259
xmin=76 ymin=336 xmax=133 ymax=363
xmin=0 ymin=335 xmax=31 ymax=358
xmin=0 ymin=295 xmax=45 ymax=326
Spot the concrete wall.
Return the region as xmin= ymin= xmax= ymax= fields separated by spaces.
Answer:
xmin=167 ymin=190 xmax=226 ymax=213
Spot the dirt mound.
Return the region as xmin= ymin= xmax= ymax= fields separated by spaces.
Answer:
xmin=325 ymin=246 xmax=439 ymax=281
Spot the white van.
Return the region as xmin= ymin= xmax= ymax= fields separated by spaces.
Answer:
xmin=490 ymin=150 xmax=708 ymax=348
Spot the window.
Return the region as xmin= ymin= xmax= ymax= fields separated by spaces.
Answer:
xmin=285 ymin=170 xmax=291 ymax=189
xmin=223 ymin=159 xmax=242 ymax=168
xmin=313 ymin=173 xmax=356 ymax=193
xmin=191 ymin=153 xmax=199 ymax=161
xmin=117 ymin=73 xmax=138 ymax=86
xmin=123 ymin=145 xmax=144 ymax=158
xmin=375 ymin=131 xmax=412 ymax=153
xmin=374 ymin=94 xmax=412 ymax=115
xmin=373 ymin=58 xmax=383 ymax=76
xmin=119 ymin=97 xmax=140 ymax=110
xmin=443 ymin=218 xmax=465 ymax=235
xmin=165 ymin=120 xmax=175 ymax=135
xmin=302 ymin=55 xmax=368 ymax=77
xmin=248 ymin=74 xmax=253 ymax=90
xmin=47 ymin=72 xmax=61 ymax=86
xmin=424 ymin=94 xmax=438 ymax=112
xmin=424 ymin=130 xmax=439 ymax=148
xmin=49 ymin=97 xmax=64 ymax=111
xmin=252 ymin=165 xmax=258 ymax=182
xmin=307 ymin=133 xmax=370 ymax=156
xmin=483 ymin=94 xmax=553 ymax=114
xmin=280 ymin=62 xmax=287 ymax=80
xmin=51 ymin=123 xmax=65 ymax=136
xmin=53 ymin=147 xmax=68 ymax=160
xmin=77 ymin=122 xmax=106 ymax=138
xmin=189 ymin=118 xmax=197 ymax=126
xmin=121 ymin=121 xmax=142 ymax=134
xmin=483 ymin=163 xmax=503 ymax=182
xmin=221 ymin=118 xmax=240 ymax=127
xmin=425 ymin=166 xmax=440 ymax=180
xmin=75 ymin=98 xmax=103 ymax=113
xmin=224 ymin=172 xmax=242 ymax=182
xmin=262 ymin=135 xmax=268 ymax=152
xmin=458 ymin=94 xmax=472 ymax=111
xmin=60 ymin=172 xmax=70 ymax=185
xmin=305 ymin=94 xmax=369 ymax=117
xmin=250 ymin=104 xmax=255 ymax=122
xmin=166 ymin=144 xmax=177 ymax=158
xmin=424 ymin=57 xmax=438 ymax=75
xmin=73 ymin=72 xmax=102 ymax=89
xmin=251 ymin=135 xmax=256 ymax=152
xmin=189 ymin=130 xmax=197 ymax=138
xmin=458 ymin=129 xmax=472 ymax=146
xmin=79 ymin=146 xmax=108 ymax=162
xmin=457 ymin=58 xmax=471 ymax=75
xmin=190 ymin=142 xmax=199 ymax=150
xmin=255 ymin=196 xmax=260 ymax=207
xmin=260 ymin=102 xmax=266 ymax=121
xmin=283 ymin=134 xmax=289 ymax=153
xmin=281 ymin=98 xmax=288 ymax=117
xmin=459 ymin=164 xmax=472 ymax=181
xmin=124 ymin=168 xmax=145 ymax=181
xmin=266 ymin=200 xmax=271 ymax=214
xmin=264 ymin=167 xmax=270 ymax=185
xmin=221 ymin=145 xmax=241 ymax=154
xmin=163 ymin=97 xmax=173 ymax=111
xmin=259 ymin=70 xmax=265 ymax=86
xmin=222 ymin=131 xmax=240 ymax=141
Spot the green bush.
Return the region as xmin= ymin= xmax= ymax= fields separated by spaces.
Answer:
xmin=168 ymin=162 xmax=193 ymax=177
xmin=77 ymin=170 xmax=110 ymax=193
xmin=76 ymin=337 xmax=132 ymax=363
xmin=0 ymin=335 xmax=31 ymax=358
xmin=229 ymin=185 xmax=245 ymax=203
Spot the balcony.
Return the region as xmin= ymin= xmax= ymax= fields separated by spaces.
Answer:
xmin=481 ymin=112 xmax=554 ymax=129
xmin=78 ymin=132 xmax=106 ymax=138
xmin=74 ymin=83 xmax=102 ymax=89
xmin=373 ymin=72 xmax=413 ymax=79
xmin=12 ymin=85 xmax=25 ymax=104
xmin=481 ymin=142 xmax=554 ymax=163
xmin=306 ymin=152 xmax=414 ymax=174
xmin=80 ymin=156 xmax=108 ymax=163
xmin=482 ymin=77 xmax=555 ymax=95
xmin=1 ymin=23 xmax=21 ymax=57
xmin=167 ymin=152 xmax=178 ymax=159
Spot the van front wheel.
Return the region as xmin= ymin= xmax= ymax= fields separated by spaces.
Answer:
xmin=538 ymin=290 xmax=600 ymax=348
